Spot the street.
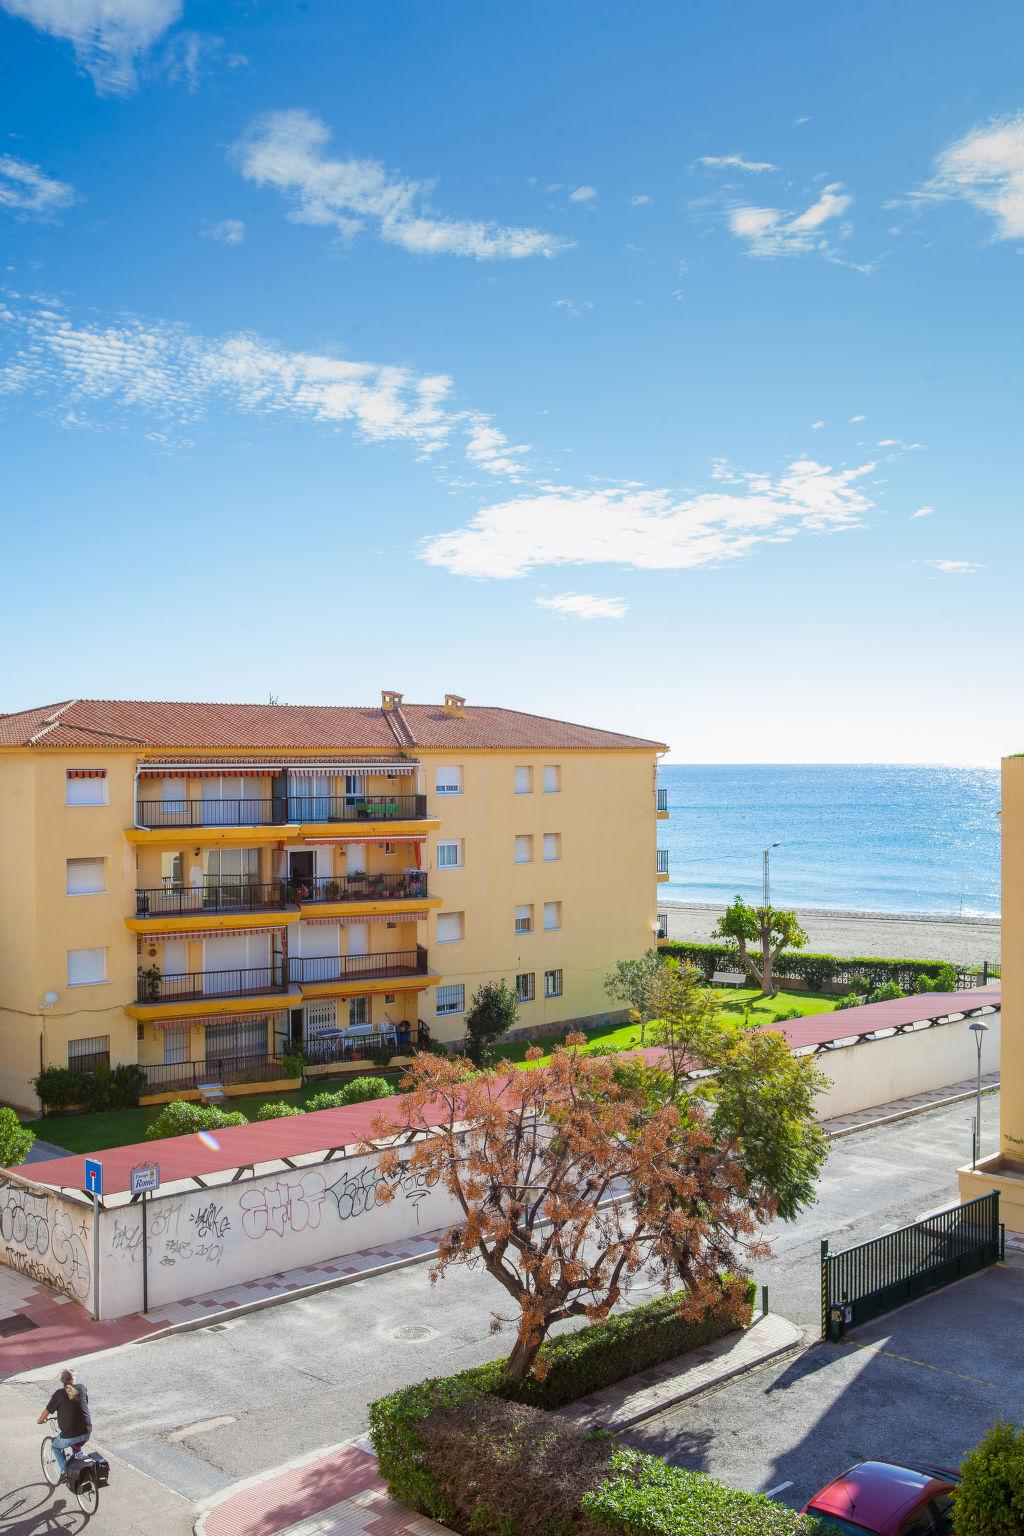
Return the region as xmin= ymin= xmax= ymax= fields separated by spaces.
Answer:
xmin=0 ymin=1093 xmax=1004 ymax=1530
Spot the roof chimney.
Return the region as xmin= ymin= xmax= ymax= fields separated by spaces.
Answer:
xmin=381 ymin=690 xmax=404 ymax=713
xmin=444 ymin=693 xmax=466 ymax=718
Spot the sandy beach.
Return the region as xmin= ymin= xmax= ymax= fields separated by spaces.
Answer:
xmin=660 ymin=901 xmax=1000 ymax=968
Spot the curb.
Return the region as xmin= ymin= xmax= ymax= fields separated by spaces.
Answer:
xmin=193 ymin=1437 xmax=366 ymax=1536
xmin=826 ymin=1081 xmax=1000 ymax=1141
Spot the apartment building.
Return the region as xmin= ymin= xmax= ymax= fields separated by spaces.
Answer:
xmin=0 ymin=692 xmax=668 ymax=1111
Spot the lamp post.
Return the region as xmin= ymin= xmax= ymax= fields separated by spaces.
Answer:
xmin=763 ymin=843 xmax=780 ymax=908
xmin=969 ymin=1018 xmax=989 ymax=1168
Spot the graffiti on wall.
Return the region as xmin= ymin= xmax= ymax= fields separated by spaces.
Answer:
xmin=327 ymin=1161 xmax=437 ymax=1225
xmin=240 ymin=1173 xmax=326 ymax=1238
xmin=103 ymin=1199 xmax=230 ymax=1271
xmin=0 ymin=1177 xmax=91 ymax=1302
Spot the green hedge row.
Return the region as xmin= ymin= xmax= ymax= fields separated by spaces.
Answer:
xmin=585 ymin=1448 xmax=822 ymax=1536
xmin=661 ymin=941 xmax=983 ymax=993
xmin=33 ymin=1063 xmax=148 ymax=1113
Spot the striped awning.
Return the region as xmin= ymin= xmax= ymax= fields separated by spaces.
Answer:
xmin=138 ymin=925 xmax=286 ymax=943
xmin=300 ymin=911 xmax=428 ymax=927
xmin=149 ymin=1009 xmax=288 ymax=1031
xmin=139 ymin=767 xmax=267 ymax=778
xmin=305 ymin=835 xmax=427 ymax=846
xmin=67 ymin=769 xmax=106 ymax=779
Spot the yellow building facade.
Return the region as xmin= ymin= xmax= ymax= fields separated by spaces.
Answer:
xmin=0 ymin=693 xmax=667 ymax=1112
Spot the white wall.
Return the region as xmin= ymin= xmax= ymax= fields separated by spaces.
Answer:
xmin=97 ymin=1146 xmax=460 ymax=1320
xmin=812 ymin=1011 xmax=1000 ymax=1121
xmin=0 ymin=1170 xmax=94 ymax=1311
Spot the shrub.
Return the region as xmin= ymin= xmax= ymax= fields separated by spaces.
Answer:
xmin=256 ymin=1101 xmax=302 ymax=1120
xmin=335 ymin=1075 xmax=392 ymax=1106
xmin=280 ymin=1049 xmax=306 ymax=1080
xmin=659 ymin=942 xmax=979 ymax=994
xmin=305 ymin=1089 xmax=345 ymax=1112
xmin=914 ymin=972 xmax=934 ymax=993
xmin=370 ymin=1046 xmax=394 ymax=1069
xmin=864 ymin=981 xmax=905 ymax=1005
xmin=0 ymin=1107 xmax=34 ymax=1167
xmin=145 ymin=1100 xmax=248 ymax=1140
xmin=583 ymin=1447 xmax=823 ymax=1536
xmin=33 ymin=1066 xmax=86 ymax=1113
xmin=33 ymin=1062 xmax=147 ymax=1113
xmin=833 ymin=992 xmax=862 ymax=1011
xmin=954 ymin=1420 xmax=1024 ymax=1536
xmin=770 ymin=1008 xmax=803 ymax=1023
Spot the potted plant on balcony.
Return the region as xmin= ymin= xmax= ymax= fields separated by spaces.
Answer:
xmin=139 ymin=964 xmax=162 ymax=1000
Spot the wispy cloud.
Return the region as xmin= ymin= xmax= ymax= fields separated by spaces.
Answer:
xmin=536 ymin=592 xmax=628 ymax=620
xmin=728 ymin=183 xmax=854 ymax=258
xmin=553 ymin=297 xmax=593 ymax=318
xmin=200 ymin=218 xmax=245 ymax=245
xmin=911 ymin=506 xmax=934 ymax=519
xmin=629 ymin=193 xmax=652 ymax=207
xmin=235 ymin=109 xmax=572 ymax=261
xmin=420 ymin=458 xmax=876 ymax=580
xmin=912 ymin=111 xmax=1024 ymax=240
xmin=0 ymin=0 xmax=182 ymax=95
xmin=0 ymin=154 xmax=76 ymax=219
xmin=697 ymin=153 xmax=777 ymax=174
xmin=926 ymin=559 xmax=985 ymax=574
xmin=569 ymin=185 xmax=597 ymax=203
xmin=811 ymin=419 xmax=826 ymax=430
xmin=464 ymin=418 xmax=531 ymax=479
xmin=164 ymin=29 xmax=235 ymax=93
xmin=850 ymin=413 xmax=866 ymax=422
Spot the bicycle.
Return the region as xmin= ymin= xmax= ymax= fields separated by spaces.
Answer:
xmin=41 ymin=1416 xmax=108 ymax=1515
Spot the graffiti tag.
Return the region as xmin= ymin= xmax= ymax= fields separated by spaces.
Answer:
xmin=240 ymin=1173 xmax=326 ymax=1239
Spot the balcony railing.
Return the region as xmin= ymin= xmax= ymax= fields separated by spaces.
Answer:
xmin=305 ymin=1021 xmax=431 ymax=1066
xmin=136 ymin=880 xmax=290 ymax=918
xmin=136 ymin=794 xmax=428 ymax=829
xmin=657 ymin=849 xmax=669 ymax=874
xmin=293 ymin=871 xmax=429 ymax=905
xmin=288 ymin=947 xmax=430 ymax=986
xmin=136 ymin=963 xmax=289 ymax=1004
xmin=657 ymin=787 xmax=668 ymax=813
xmin=138 ymin=1053 xmax=285 ymax=1093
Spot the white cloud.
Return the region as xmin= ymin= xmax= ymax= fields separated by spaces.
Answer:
xmin=850 ymin=413 xmax=866 ymax=422
xmin=200 ymin=218 xmax=245 ymax=245
xmin=793 ymin=116 xmax=812 ymax=126
xmin=536 ymin=592 xmax=628 ymax=620
xmin=420 ymin=458 xmax=876 ymax=580
xmin=911 ymin=505 xmax=934 ymax=518
xmin=728 ymin=183 xmax=854 ymax=258
xmin=915 ymin=111 xmax=1024 ymax=240
xmin=926 ymin=559 xmax=985 ymax=574
xmin=164 ymin=29 xmax=228 ymax=92
xmin=553 ymin=297 xmax=593 ymax=318
xmin=877 ymin=438 xmax=897 ymax=446
xmin=0 ymin=0 xmax=182 ymax=95
xmin=569 ymin=185 xmax=597 ymax=202
xmin=697 ymin=153 xmax=778 ymax=174
xmin=630 ymin=193 xmax=652 ymax=206
xmin=235 ymin=109 xmax=572 ymax=261
xmin=0 ymin=154 xmax=76 ymax=219
xmin=463 ymin=417 xmax=531 ymax=479
xmin=811 ymin=419 xmax=826 ymax=430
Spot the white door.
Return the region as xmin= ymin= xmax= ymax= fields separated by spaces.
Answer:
xmin=294 ymin=921 xmax=340 ymax=981
xmin=163 ymin=1027 xmax=189 ymax=1065
xmin=346 ymin=844 xmax=366 ymax=875
xmin=303 ymin=999 xmax=338 ymax=1038
xmin=204 ymin=933 xmax=269 ymax=993
xmin=346 ymin=923 xmax=368 ymax=957
xmin=201 ymin=776 xmax=244 ymax=826
xmin=161 ymin=940 xmax=187 ymax=978
xmin=289 ymin=774 xmax=330 ymax=821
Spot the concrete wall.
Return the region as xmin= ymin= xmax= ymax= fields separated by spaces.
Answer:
xmin=95 ymin=1146 xmax=460 ymax=1320
xmin=811 ymin=1011 xmax=1000 ymax=1122
xmin=0 ymin=1169 xmax=95 ymax=1311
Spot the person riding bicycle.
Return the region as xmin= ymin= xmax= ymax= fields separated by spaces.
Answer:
xmin=37 ymin=1368 xmax=92 ymax=1479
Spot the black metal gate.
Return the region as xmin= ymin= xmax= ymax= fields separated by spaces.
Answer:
xmin=821 ymin=1191 xmax=1002 ymax=1339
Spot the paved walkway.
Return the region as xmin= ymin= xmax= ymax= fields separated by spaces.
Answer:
xmin=820 ymin=1072 xmax=999 ymax=1137
xmin=24 ymin=1137 xmax=75 ymax=1163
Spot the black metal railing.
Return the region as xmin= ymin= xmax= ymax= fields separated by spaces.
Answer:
xmin=304 ymin=1023 xmax=427 ymax=1066
xmin=137 ymin=1054 xmax=285 ymax=1093
xmin=293 ymin=871 xmax=429 ymax=905
xmin=136 ymin=794 xmax=428 ymax=829
xmin=135 ymin=881 xmax=291 ymax=917
xmin=288 ymin=947 xmax=429 ymax=985
xmin=657 ymin=849 xmax=669 ymax=873
xmin=657 ymin=787 xmax=668 ymax=812
xmin=68 ymin=1050 xmax=111 ymax=1075
xmin=136 ymin=964 xmax=289 ymax=1004
xmin=822 ymin=1192 xmax=1001 ymax=1338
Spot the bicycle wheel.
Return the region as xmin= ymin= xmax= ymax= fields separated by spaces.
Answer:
xmin=74 ymin=1474 xmax=99 ymax=1516
xmin=40 ymin=1437 xmax=61 ymax=1487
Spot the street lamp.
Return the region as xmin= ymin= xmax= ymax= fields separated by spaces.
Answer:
xmin=763 ymin=843 xmax=780 ymax=908
xmin=969 ymin=1018 xmax=989 ymax=1168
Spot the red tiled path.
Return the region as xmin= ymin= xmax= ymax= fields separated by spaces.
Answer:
xmin=199 ymin=1444 xmax=385 ymax=1536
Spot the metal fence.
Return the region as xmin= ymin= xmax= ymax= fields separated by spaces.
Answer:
xmin=821 ymin=1191 xmax=1002 ymax=1338
xmin=136 ymin=794 xmax=427 ymax=828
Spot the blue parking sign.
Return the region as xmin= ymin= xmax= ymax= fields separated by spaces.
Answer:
xmin=84 ymin=1158 xmax=103 ymax=1197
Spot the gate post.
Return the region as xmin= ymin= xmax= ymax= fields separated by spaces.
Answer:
xmin=991 ymin=1188 xmax=1001 ymax=1257
xmin=820 ymin=1238 xmax=829 ymax=1340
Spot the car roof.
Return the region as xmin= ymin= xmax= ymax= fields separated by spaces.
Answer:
xmin=808 ymin=1462 xmax=954 ymax=1532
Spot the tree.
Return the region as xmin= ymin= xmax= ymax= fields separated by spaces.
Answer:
xmin=604 ymin=950 xmax=662 ymax=1043
xmin=370 ymin=1045 xmax=765 ymax=1382
xmin=0 ymin=1107 xmax=34 ymax=1167
xmin=713 ymin=895 xmax=808 ymax=998
xmin=954 ymin=1420 xmax=1024 ymax=1536
xmin=464 ymin=980 xmax=520 ymax=1066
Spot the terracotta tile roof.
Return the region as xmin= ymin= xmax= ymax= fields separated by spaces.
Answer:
xmin=0 ymin=698 xmax=666 ymax=752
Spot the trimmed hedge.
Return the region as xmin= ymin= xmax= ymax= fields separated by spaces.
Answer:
xmin=305 ymin=1076 xmax=393 ymax=1112
xmin=145 ymin=1100 xmax=248 ymax=1139
xmin=584 ymin=1447 xmax=823 ymax=1536
xmin=33 ymin=1063 xmax=148 ymax=1113
xmin=661 ymin=941 xmax=983 ymax=993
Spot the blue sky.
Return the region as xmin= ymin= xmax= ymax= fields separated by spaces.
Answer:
xmin=2 ymin=0 xmax=1022 ymax=763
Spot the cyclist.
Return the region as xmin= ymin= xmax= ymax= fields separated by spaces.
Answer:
xmin=36 ymin=1368 xmax=92 ymax=1479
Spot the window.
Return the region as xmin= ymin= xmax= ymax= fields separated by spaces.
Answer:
xmin=516 ymin=972 xmax=535 ymax=1003
xmin=436 ymin=911 xmax=465 ymax=943
xmin=67 ymin=947 xmax=107 ymax=987
xmin=163 ymin=1028 xmax=189 ymax=1066
xmin=435 ymin=766 xmax=463 ymax=795
xmin=514 ymin=904 xmax=533 ymax=934
xmin=543 ymin=765 xmax=560 ymax=794
xmin=161 ymin=851 xmax=184 ymax=886
xmin=67 ymin=1035 xmax=110 ymax=1071
xmin=543 ymin=901 xmax=562 ymax=931
xmin=349 ymin=995 xmax=370 ymax=1027
xmin=436 ymin=983 xmax=465 ymax=1016
xmin=542 ymin=833 xmax=561 ymax=862
xmin=514 ymin=766 xmax=533 ymax=795
xmin=436 ymin=840 xmax=463 ymax=869
xmin=514 ymin=834 xmax=533 ymax=864
xmin=206 ymin=1019 xmax=267 ymax=1059
xmin=66 ymin=771 xmax=107 ymax=807
xmin=544 ymin=969 xmax=563 ymax=999
xmin=66 ymin=857 xmax=105 ymax=895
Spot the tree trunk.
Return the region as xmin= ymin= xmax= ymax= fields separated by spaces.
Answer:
xmin=506 ymin=1324 xmax=544 ymax=1382
xmin=761 ymin=927 xmax=776 ymax=997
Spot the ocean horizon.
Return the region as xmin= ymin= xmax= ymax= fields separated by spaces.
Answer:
xmin=657 ymin=764 xmax=1000 ymax=919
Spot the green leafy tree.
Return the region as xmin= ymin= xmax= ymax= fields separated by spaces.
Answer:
xmin=464 ymin=980 xmax=520 ymax=1065
xmin=0 ymin=1107 xmax=34 ymax=1166
xmin=604 ymin=950 xmax=663 ymax=1044
xmin=713 ymin=895 xmax=808 ymax=999
xmin=954 ymin=1420 xmax=1024 ymax=1536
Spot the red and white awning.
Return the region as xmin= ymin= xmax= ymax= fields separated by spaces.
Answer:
xmin=300 ymin=911 xmax=428 ymax=927
xmin=67 ymin=769 xmax=106 ymax=779
xmin=139 ymin=766 xmax=267 ymax=778
xmin=148 ymin=1009 xmax=288 ymax=1030
xmin=138 ymin=925 xmax=286 ymax=943
xmin=304 ymin=835 xmax=426 ymax=845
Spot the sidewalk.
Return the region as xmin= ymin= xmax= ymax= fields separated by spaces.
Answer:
xmin=820 ymin=1072 xmax=999 ymax=1137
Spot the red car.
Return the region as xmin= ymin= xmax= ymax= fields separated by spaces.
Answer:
xmin=802 ymin=1460 xmax=960 ymax=1534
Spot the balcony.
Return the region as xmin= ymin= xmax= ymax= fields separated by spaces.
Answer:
xmin=657 ymin=849 xmax=669 ymax=874
xmin=294 ymin=871 xmax=429 ymax=906
xmin=657 ymin=787 xmax=669 ymax=814
xmin=135 ymin=793 xmax=428 ymax=830
xmin=136 ymin=963 xmax=290 ymax=1005
xmin=135 ymin=880 xmax=290 ymax=918
xmin=138 ymin=1053 xmax=288 ymax=1095
xmin=288 ymin=947 xmax=430 ymax=986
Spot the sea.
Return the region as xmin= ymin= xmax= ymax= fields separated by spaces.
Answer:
xmin=657 ymin=764 xmax=1000 ymax=918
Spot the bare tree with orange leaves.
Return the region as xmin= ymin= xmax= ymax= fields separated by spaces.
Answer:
xmin=370 ymin=1038 xmax=770 ymax=1382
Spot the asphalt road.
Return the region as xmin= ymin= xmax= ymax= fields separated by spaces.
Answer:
xmin=3 ymin=1093 xmax=1002 ymax=1522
